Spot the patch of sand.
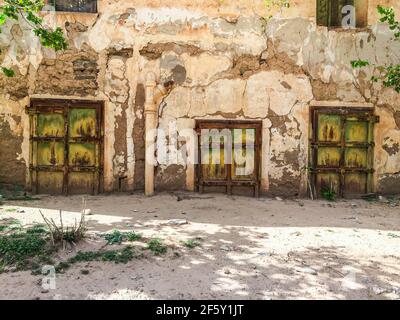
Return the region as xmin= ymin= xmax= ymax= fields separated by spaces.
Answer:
xmin=0 ymin=193 xmax=399 ymax=300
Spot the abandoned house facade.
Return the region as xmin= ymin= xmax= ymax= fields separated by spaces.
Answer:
xmin=0 ymin=0 xmax=399 ymax=198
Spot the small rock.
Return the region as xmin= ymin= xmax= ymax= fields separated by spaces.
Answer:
xmin=295 ymin=267 xmax=318 ymax=275
xmin=372 ymin=287 xmax=387 ymax=295
xmin=167 ymin=219 xmax=188 ymax=226
xmin=224 ymin=269 xmax=231 ymax=275
xmin=220 ymin=245 xmax=232 ymax=252
xmin=298 ymin=202 xmax=304 ymax=207
xmin=80 ymin=269 xmax=90 ymax=275
xmin=82 ymin=209 xmax=92 ymax=216
xmin=258 ymin=252 xmax=271 ymax=257
xmin=275 ymin=197 xmax=283 ymax=201
xmin=378 ymin=196 xmax=388 ymax=203
xmin=351 ymin=203 xmax=357 ymax=209
xmin=17 ymin=209 xmax=25 ymax=213
xmin=260 ymin=50 xmax=269 ymax=61
xmin=40 ymin=289 xmax=49 ymax=294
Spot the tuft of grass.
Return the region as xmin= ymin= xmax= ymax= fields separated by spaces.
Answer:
xmin=388 ymin=233 xmax=400 ymax=239
xmin=101 ymin=247 xmax=134 ymax=263
xmin=147 ymin=238 xmax=167 ymax=255
xmin=4 ymin=195 xmax=40 ymax=201
xmin=26 ymin=225 xmax=48 ymax=235
xmin=321 ymin=186 xmax=336 ymax=202
xmin=102 ymin=229 xmax=142 ymax=245
xmin=182 ymin=239 xmax=201 ymax=249
xmin=40 ymin=210 xmax=87 ymax=247
xmin=56 ymin=246 xmax=135 ymax=272
xmin=125 ymin=231 xmax=142 ymax=242
xmin=0 ymin=229 xmax=53 ymax=273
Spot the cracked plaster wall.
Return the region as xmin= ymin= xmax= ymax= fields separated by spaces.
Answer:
xmin=0 ymin=1 xmax=399 ymax=195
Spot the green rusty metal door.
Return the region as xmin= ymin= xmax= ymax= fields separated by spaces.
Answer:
xmin=196 ymin=120 xmax=262 ymax=197
xmin=310 ymin=107 xmax=378 ymax=198
xmin=28 ymin=99 xmax=103 ymax=195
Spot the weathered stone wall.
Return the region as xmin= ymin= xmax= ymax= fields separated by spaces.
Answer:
xmin=0 ymin=0 xmax=399 ymax=196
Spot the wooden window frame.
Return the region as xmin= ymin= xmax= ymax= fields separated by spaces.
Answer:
xmin=195 ymin=120 xmax=262 ymax=197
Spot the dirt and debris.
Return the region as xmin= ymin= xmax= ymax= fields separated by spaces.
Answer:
xmin=0 ymin=193 xmax=399 ymax=300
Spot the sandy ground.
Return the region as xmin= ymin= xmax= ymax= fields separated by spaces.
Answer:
xmin=0 ymin=192 xmax=399 ymax=300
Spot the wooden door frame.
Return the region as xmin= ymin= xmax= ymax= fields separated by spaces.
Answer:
xmin=27 ymin=98 xmax=104 ymax=195
xmin=195 ymin=120 xmax=262 ymax=197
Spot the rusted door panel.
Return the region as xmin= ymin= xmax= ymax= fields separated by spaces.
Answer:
xmin=68 ymin=172 xmax=95 ymax=195
xmin=201 ymin=138 xmax=227 ymax=181
xmin=69 ymin=143 xmax=96 ymax=167
xmin=201 ymin=148 xmax=227 ymax=180
xmin=317 ymin=114 xmax=341 ymax=142
xmin=344 ymin=148 xmax=367 ymax=168
xmin=316 ymin=173 xmax=340 ymax=195
xmin=68 ymin=108 xmax=97 ymax=138
xmin=311 ymin=108 xmax=376 ymax=198
xmin=36 ymin=113 xmax=64 ymax=137
xmin=232 ymin=147 xmax=255 ymax=181
xmin=344 ymin=173 xmax=367 ymax=195
xmin=37 ymin=141 xmax=65 ymax=166
xmin=317 ymin=147 xmax=341 ymax=167
xmin=232 ymin=129 xmax=256 ymax=181
xmin=37 ymin=172 xmax=64 ymax=195
xmin=29 ymin=99 xmax=103 ymax=195
xmin=345 ymin=120 xmax=368 ymax=143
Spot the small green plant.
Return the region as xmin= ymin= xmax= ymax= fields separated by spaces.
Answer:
xmin=388 ymin=233 xmax=400 ymax=239
xmin=26 ymin=225 xmax=48 ymax=235
xmin=102 ymin=230 xmax=142 ymax=245
xmin=101 ymin=247 xmax=134 ymax=263
xmin=0 ymin=228 xmax=51 ymax=272
xmin=182 ymin=239 xmax=201 ymax=249
xmin=0 ymin=0 xmax=68 ymax=77
xmin=351 ymin=6 xmax=400 ymax=93
xmin=264 ymin=0 xmax=291 ymax=17
xmin=147 ymin=238 xmax=167 ymax=256
xmin=321 ymin=186 xmax=337 ymax=202
xmin=125 ymin=231 xmax=142 ymax=242
xmin=56 ymin=246 xmax=135 ymax=272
